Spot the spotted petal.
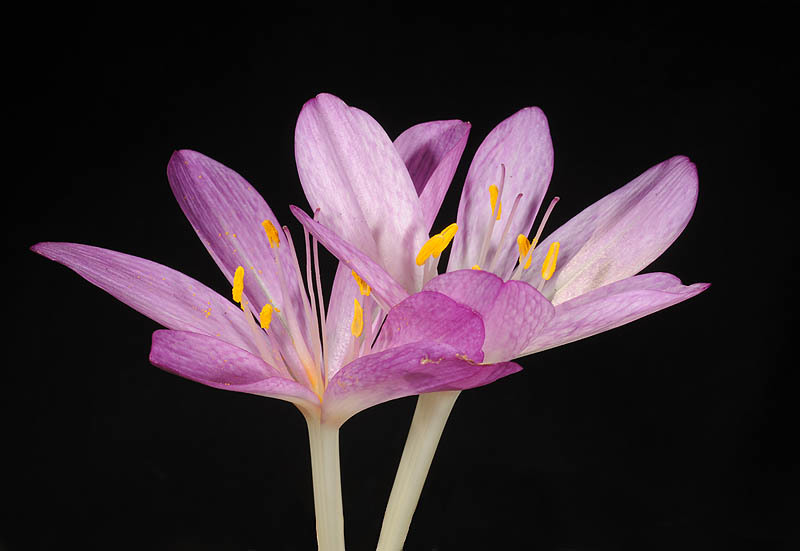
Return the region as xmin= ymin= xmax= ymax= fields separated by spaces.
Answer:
xmin=522 ymin=272 xmax=710 ymax=354
xmin=322 ymin=342 xmax=521 ymax=426
xmin=149 ymin=330 xmax=319 ymax=409
xmin=526 ymin=156 xmax=699 ymax=305
xmin=295 ymin=93 xmax=428 ymax=293
xmin=394 ymin=120 xmax=471 ymax=232
xmin=31 ymin=242 xmax=262 ymax=354
xmin=424 ymin=269 xmax=555 ymax=362
xmin=448 ymin=107 xmax=554 ymax=274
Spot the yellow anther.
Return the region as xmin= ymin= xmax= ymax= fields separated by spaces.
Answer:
xmin=489 ymin=184 xmax=502 ymax=220
xmin=262 ymin=219 xmax=280 ymax=248
xmin=232 ymin=266 xmax=245 ymax=303
xmin=541 ymin=242 xmax=560 ymax=281
xmin=471 ymin=264 xmax=481 ymax=270
xmin=416 ymin=223 xmax=459 ymax=266
xmin=351 ymin=298 xmax=364 ymax=337
xmin=259 ymin=304 xmax=274 ymax=330
xmin=351 ymin=270 xmax=371 ymax=296
xmin=434 ymin=223 xmax=458 ymax=257
xmin=516 ymin=234 xmax=533 ymax=270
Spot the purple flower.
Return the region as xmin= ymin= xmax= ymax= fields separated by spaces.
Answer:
xmin=31 ymin=150 xmax=519 ymax=425
xmin=292 ymin=93 xmax=709 ymax=362
xmin=31 ymin=149 xmax=520 ymax=551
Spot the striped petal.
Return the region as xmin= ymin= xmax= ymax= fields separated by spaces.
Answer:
xmin=526 ymin=156 xmax=699 ymax=305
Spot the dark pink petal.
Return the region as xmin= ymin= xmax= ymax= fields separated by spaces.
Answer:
xmin=322 ymin=342 xmax=521 ymax=425
xmin=448 ymin=107 xmax=554 ymax=274
xmin=290 ymin=205 xmax=409 ymax=310
xmin=295 ymin=93 xmax=427 ymax=293
xmin=166 ymin=150 xmax=313 ymax=346
xmin=31 ymin=242 xmax=262 ymax=354
xmin=394 ymin=120 xmax=471 ymax=231
xmin=424 ymin=269 xmax=555 ymax=362
xmin=526 ymin=156 xmax=699 ymax=305
xmin=523 ymin=273 xmax=710 ymax=355
xmin=372 ymin=291 xmax=485 ymax=362
xmin=149 ymin=330 xmax=320 ymax=408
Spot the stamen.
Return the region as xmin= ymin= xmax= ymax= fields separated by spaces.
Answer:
xmin=351 ymin=298 xmax=364 ymax=337
xmin=541 ymin=241 xmax=560 ymax=281
xmin=433 ymin=223 xmax=458 ymax=258
xmin=488 ymin=192 xmax=523 ymax=273
xmin=471 ymin=264 xmax=481 ymax=270
xmin=516 ymin=235 xmax=533 ymax=270
xmin=312 ymin=235 xmax=330 ymax=384
xmin=415 ymin=223 xmax=458 ymax=266
xmin=232 ymin=265 xmax=245 ymax=304
xmin=351 ymin=270 xmax=371 ymax=296
xmin=476 ymin=164 xmax=506 ymax=267
xmin=489 ymin=185 xmax=502 ymax=220
xmin=511 ymin=196 xmax=560 ymax=281
xmin=262 ymin=219 xmax=281 ymax=248
xmin=259 ymin=304 xmax=274 ymax=330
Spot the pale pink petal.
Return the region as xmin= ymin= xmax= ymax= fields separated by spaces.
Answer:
xmin=31 ymin=242 xmax=262 ymax=354
xmin=323 ymin=262 xmax=366 ymax=379
xmin=291 ymin=205 xmax=409 ymax=310
xmin=394 ymin=120 xmax=471 ymax=231
xmin=523 ymin=273 xmax=710 ymax=355
xmin=295 ymin=93 xmax=428 ymax=293
xmin=526 ymin=156 xmax=699 ymax=305
xmin=149 ymin=330 xmax=320 ymax=409
xmin=423 ymin=269 xmax=555 ymax=361
xmin=448 ymin=107 xmax=554 ymax=274
xmin=372 ymin=291 xmax=485 ymax=362
xmin=166 ymin=150 xmax=313 ymax=351
xmin=322 ymin=342 xmax=521 ymax=425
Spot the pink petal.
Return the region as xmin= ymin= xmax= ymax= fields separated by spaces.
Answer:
xmin=526 ymin=156 xmax=699 ymax=305
xmin=295 ymin=93 xmax=428 ymax=293
xmin=322 ymin=342 xmax=521 ymax=425
xmin=424 ymin=269 xmax=555 ymax=362
xmin=31 ymin=242 xmax=263 ymax=354
xmin=394 ymin=120 xmax=471 ymax=231
xmin=291 ymin=205 xmax=409 ymax=310
xmin=150 ymin=330 xmax=320 ymax=408
xmin=523 ymin=272 xmax=710 ymax=354
xmin=166 ymin=150 xmax=313 ymax=346
xmin=448 ymin=107 xmax=554 ymax=275
xmin=372 ymin=291 xmax=485 ymax=362
xmin=323 ymin=262 xmax=368 ymax=379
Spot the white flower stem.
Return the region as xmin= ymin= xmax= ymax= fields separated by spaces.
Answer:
xmin=376 ymin=390 xmax=460 ymax=551
xmin=305 ymin=415 xmax=346 ymax=551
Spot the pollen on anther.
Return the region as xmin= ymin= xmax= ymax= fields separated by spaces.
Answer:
xmin=489 ymin=185 xmax=502 ymax=220
xmin=351 ymin=298 xmax=364 ymax=337
xmin=262 ymin=220 xmax=280 ymax=248
xmin=516 ymin=234 xmax=533 ymax=270
xmin=259 ymin=304 xmax=274 ymax=330
xmin=232 ymin=266 xmax=245 ymax=303
xmin=541 ymin=242 xmax=560 ymax=281
xmin=351 ymin=270 xmax=371 ymax=296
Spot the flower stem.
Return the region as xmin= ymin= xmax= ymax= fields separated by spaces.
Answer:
xmin=376 ymin=390 xmax=460 ymax=551
xmin=305 ymin=415 xmax=345 ymax=551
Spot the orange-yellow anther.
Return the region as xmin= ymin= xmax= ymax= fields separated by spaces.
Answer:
xmin=416 ymin=223 xmax=459 ymax=265
xmin=489 ymin=184 xmax=502 ymax=220
xmin=541 ymin=241 xmax=560 ymax=281
xmin=259 ymin=304 xmax=274 ymax=330
xmin=232 ymin=266 xmax=245 ymax=303
xmin=262 ymin=219 xmax=280 ymax=248
xmin=471 ymin=264 xmax=481 ymax=270
xmin=351 ymin=270 xmax=371 ymax=296
xmin=351 ymin=298 xmax=364 ymax=337
xmin=516 ymin=234 xmax=533 ymax=270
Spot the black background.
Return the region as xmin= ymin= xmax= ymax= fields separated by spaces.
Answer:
xmin=4 ymin=4 xmax=794 ymax=550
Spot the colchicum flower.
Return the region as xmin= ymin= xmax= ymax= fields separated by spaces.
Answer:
xmin=290 ymin=93 xmax=710 ymax=549
xmin=31 ymin=150 xmax=520 ymax=551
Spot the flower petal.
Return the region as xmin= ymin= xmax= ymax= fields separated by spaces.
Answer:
xmin=523 ymin=273 xmax=710 ymax=355
xmin=423 ymin=269 xmax=555 ymax=362
xmin=290 ymin=205 xmax=409 ymax=310
xmin=322 ymin=342 xmax=521 ymax=426
xmin=149 ymin=330 xmax=320 ymax=408
xmin=323 ymin=262 xmax=368 ymax=379
xmin=166 ymin=150 xmax=311 ymax=338
xmin=372 ymin=291 xmax=485 ymax=362
xmin=393 ymin=120 xmax=471 ymax=231
xmin=526 ymin=156 xmax=699 ymax=305
xmin=295 ymin=93 xmax=428 ymax=293
xmin=31 ymin=242 xmax=262 ymax=354
xmin=448 ymin=107 xmax=554 ymax=274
